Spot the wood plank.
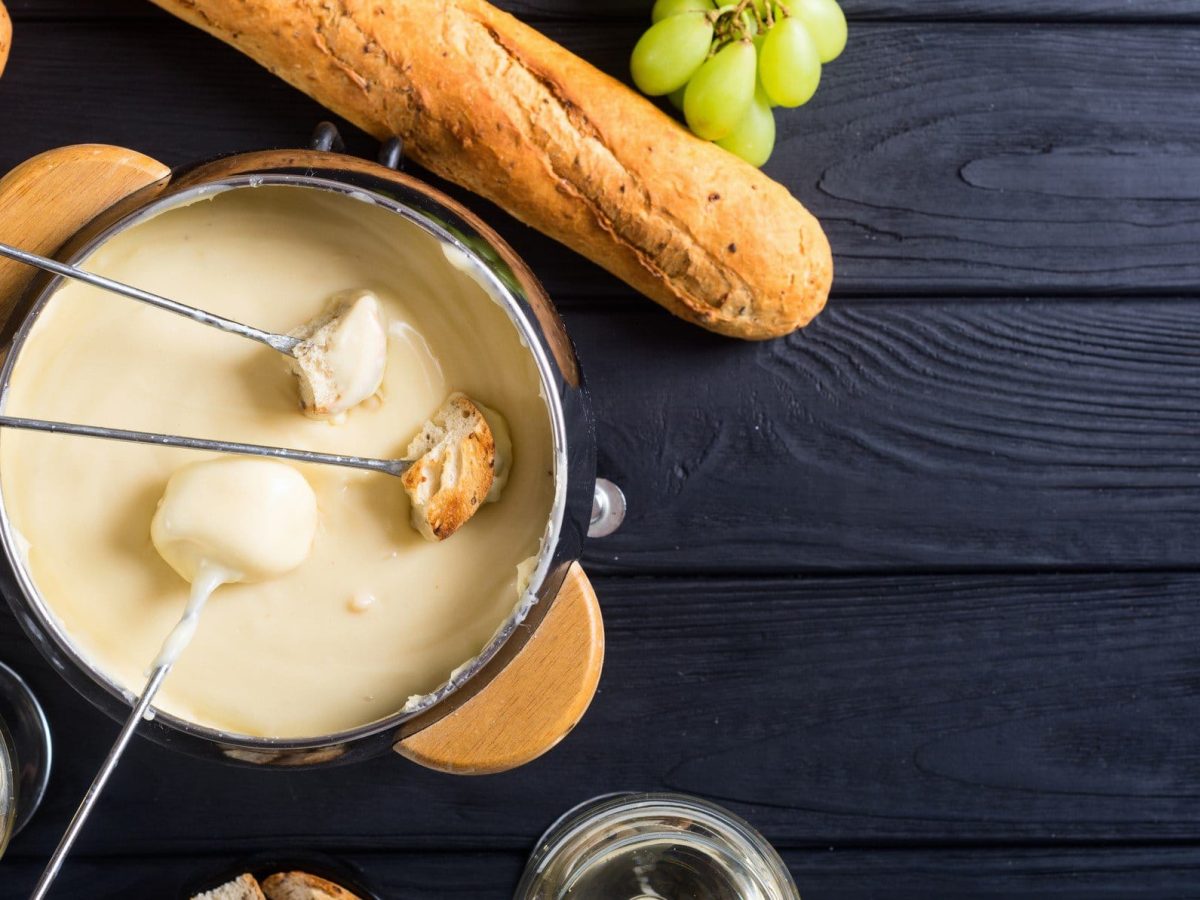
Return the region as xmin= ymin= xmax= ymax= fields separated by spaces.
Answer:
xmin=6 ymin=571 xmax=1200 ymax=856
xmin=6 ymin=846 xmax=1200 ymax=900
xmin=9 ymin=0 xmax=1200 ymax=22
xmin=569 ymin=298 xmax=1200 ymax=573
xmin=3 ymin=21 xmax=1200 ymax=298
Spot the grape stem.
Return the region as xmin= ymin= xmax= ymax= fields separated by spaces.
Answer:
xmin=709 ymin=0 xmax=758 ymax=45
xmin=753 ymin=0 xmax=790 ymax=28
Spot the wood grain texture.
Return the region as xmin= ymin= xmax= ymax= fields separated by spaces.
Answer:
xmin=571 ymin=299 xmax=1200 ymax=574
xmin=6 ymin=571 xmax=1200 ymax=858
xmin=397 ymin=565 xmax=604 ymax=774
xmin=3 ymin=21 xmax=1200 ymax=298
xmin=8 ymin=0 xmax=1200 ymax=21
xmin=6 ymin=847 xmax=1200 ymax=900
xmin=0 ymin=144 xmax=168 ymax=320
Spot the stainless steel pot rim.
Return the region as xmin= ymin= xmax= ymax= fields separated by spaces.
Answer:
xmin=0 ymin=173 xmax=570 ymax=751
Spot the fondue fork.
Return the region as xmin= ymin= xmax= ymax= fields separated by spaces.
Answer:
xmin=0 ymin=414 xmax=416 ymax=477
xmin=0 ymin=241 xmax=302 ymax=356
xmin=15 ymin=414 xmax=408 ymax=900
xmin=29 ymin=661 xmax=174 ymax=900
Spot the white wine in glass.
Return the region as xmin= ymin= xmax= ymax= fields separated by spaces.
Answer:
xmin=0 ymin=660 xmax=52 ymax=858
xmin=515 ymin=793 xmax=800 ymax=900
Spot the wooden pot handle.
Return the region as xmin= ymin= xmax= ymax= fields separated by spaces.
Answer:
xmin=0 ymin=145 xmax=170 ymax=317
xmin=397 ymin=563 xmax=604 ymax=774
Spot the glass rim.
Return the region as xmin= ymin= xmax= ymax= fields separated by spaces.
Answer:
xmin=0 ymin=659 xmax=52 ymax=839
xmin=0 ymin=715 xmax=12 ymax=854
xmin=514 ymin=791 xmax=800 ymax=900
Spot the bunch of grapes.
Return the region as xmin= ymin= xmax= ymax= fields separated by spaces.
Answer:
xmin=630 ymin=0 xmax=847 ymax=167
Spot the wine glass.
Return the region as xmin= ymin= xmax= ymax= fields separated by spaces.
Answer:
xmin=515 ymin=792 xmax=800 ymax=900
xmin=0 ymin=659 xmax=52 ymax=857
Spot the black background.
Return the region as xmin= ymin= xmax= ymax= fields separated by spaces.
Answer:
xmin=3 ymin=1 xmax=1200 ymax=897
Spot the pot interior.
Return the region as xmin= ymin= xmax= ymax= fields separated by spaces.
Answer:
xmin=0 ymin=177 xmax=569 ymax=751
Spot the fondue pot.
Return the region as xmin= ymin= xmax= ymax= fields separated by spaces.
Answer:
xmin=0 ymin=125 xmax=619 ymax=775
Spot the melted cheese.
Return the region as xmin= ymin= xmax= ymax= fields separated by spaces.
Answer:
xmin=148 ymin=458 xmax=320 ymax=673
xmin=151 ymin=457 xmax=319 ymax=583
xmin=0 ymin=185 xmax=555 ymax=738
xmin=288 ymin=289 xmax=388 ymax=420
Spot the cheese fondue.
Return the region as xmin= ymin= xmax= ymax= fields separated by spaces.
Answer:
xmin=151 ymin=457 xmax=320 ymax=584
xmin=148 ymin=457 xmax=321 ymax=673
xmin=288 ymin=289 xmax=388 ymax=420
xmin=0 ymin=185 xmax=556 ymax=738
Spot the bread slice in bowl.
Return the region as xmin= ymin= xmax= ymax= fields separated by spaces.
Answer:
xmin=190 ymin=873 xmax=266 ymax=900
xmin=261 ymin=871 xmax=363 ymax=900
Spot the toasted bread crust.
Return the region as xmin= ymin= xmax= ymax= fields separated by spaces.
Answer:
xmin=148 ymin=0 xmax=832 ymax=340
xmin=262 ymin=871 xmax=362 ymax=900
xmin=402 ymin=393 xmax=496 ymax=541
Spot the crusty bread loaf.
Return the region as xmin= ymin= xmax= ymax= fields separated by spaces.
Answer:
xmin=147 ymin=0 xmax=832 ymax=340
xmin=402 ymin=392 xmax=496 ymax=541
xmin=0 ymin=1 xmax=11 ymax=78
xmin=191 ymin=873 xmax=267 ymax=900
xmin=261 ymin=871 xmax=363 ymax=900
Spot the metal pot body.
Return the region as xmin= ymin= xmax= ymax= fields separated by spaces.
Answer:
xmin=0 ymin=147 xmax=596 ymax=767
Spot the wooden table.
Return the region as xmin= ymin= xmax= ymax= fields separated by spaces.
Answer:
xmin=3 ymin=1 xmax=1200 ymax=896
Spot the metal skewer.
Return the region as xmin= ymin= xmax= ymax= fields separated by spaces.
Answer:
xmin=0 ymin=241 xmax=301 ymax=356
xmin=0 ymin=245 xmax=422 ymax=897
xmin=0 ymin=415 xmax=414 ymax=477
xmin=17 ymin=412 xmax=419 ymax=897
xmin=29 ymin=662 xmax=174 ymax=900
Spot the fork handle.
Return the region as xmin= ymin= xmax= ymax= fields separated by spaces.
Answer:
xmin=0 ymin=415 xmax=407 ymax=476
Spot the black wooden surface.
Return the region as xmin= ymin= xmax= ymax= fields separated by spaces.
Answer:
xmin=2 ymin=1 xmax=1200 ymax=898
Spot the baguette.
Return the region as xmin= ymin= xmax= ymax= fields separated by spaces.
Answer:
xmin=147 ymin=0 xmax=832 ymax=340
xmin=0 ymin=1 xmax=10 ymax=78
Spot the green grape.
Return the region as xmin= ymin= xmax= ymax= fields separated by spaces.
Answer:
xmin=758 ymin=17 xmax=821 ymax=108
xmin=790 ymin=0 xmax=847 ymax=62
xmin=650 ymin=0 xmax=715 ymax=23
xmin=684 ymin=40 xmax=758 ymax=141
xmin=668 ymin=85 xmax=688 ymax=110
xmin=716 ymin=87 xmax=776 ymax=167
xmin=752 ymin=32 xmax=777 ymax=107
xmin=630 ymin=12 xmax=715 ymax=97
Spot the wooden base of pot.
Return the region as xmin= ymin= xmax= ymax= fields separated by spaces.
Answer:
xmin=0 ymin=144 xmax=605 ymax=775
xmin=397 ymin=563 xmax=603 ymax=774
